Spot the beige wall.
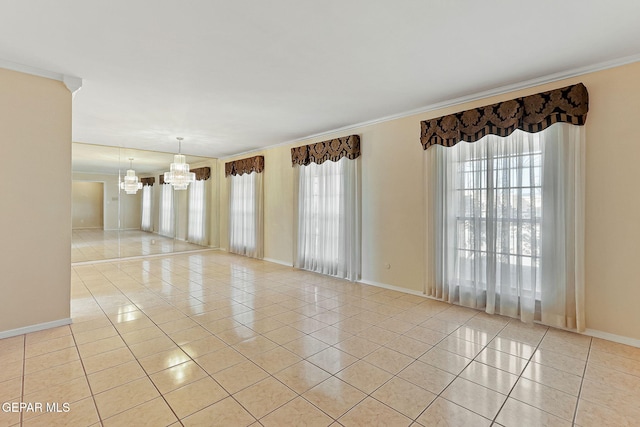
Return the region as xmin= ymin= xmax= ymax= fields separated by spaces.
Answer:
xmin=219 ymin=62 xmax=640 ymax=342
xmin=580 ymin=64 xmax=640 ymax=341
xmin=0 ymin=68 xmax=71 ymax=333
xmin=120 ymin=189 xmax=142 ymax=230
xmin=72 ymin=172 xmax=139 ymax=230
xmin=72 ymin=181 xmax=104 ymax=229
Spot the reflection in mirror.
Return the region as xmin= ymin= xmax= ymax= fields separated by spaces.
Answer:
xmin=72 ymin=143 xmax=217 ymax=263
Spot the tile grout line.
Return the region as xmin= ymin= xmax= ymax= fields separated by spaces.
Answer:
xmin=16 ymin=325 xmax=82 ymax=426
xmin=328 ymin=331 xmax=445 ymax=424
xmin=407 ymin=314 xmax=512 ymax=424
xmin=68 ymin=317 xmax=104 ymax=426
xmin=108 ymin=261 xmax=264 ymax=425
xmin=105 ymin=264 xmax=210 ymax=426
xmin=75 ymin=265 xmax=185 ymax=426
xmin=89 ymin=261 xmax=472 ymax=424
xmin=154 ymin=271 xmax=409 ymax=424
xmin=20 ymin=333 xmax=26 ymax=427
xmin=168 ymin=295 xmax=334 ymax=424
xmin=489 ymin=327 xmax=550 ymax=426
xmin=571 ymin=337 xmax=593 ymax=426
xmin=294 ymin=301 xmax=450 ymax=422
xmin=309 ymin=309 xmax=536 ymax=424
xmin=473 ymin=319 xmax=523 ymax=427
xmin=138 ymin=261 xmax=365 ymax=424
xmin=72 ymin=269 xmax=127 ymax=424
xmin=391 ymin=321 xmax=481 ymax=423
xmin=274 ymin=312 xmax=408 ymax=422
xmin=441 ymin=318 xmax=510 ymax=423
xmin=39 ymin=253 xmax=630 ymax=426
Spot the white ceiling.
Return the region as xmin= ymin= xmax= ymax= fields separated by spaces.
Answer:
xmin=2 ymin=1 xmax=640 ymax=158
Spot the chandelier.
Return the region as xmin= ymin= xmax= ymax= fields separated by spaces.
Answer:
xmin=120 ymin=158 xmax=143 ymax=194
xmin=164 ymin=137 xmax=195 ymax=190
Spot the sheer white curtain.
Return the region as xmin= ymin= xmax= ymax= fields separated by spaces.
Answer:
xmin=158 ymin=183 xmax=174 ymax=237
xmin=229 ymin=172 xmax=263 ymax=258
xmin=141 ymin=185 xmax=153 ymax=232
xmin=295 ymin=157 xmax=360 ymax=281
xmin=426 ymin=123 xmax=584 ymax=330
xmin=188 ymin=179 xmax=209 ymax=246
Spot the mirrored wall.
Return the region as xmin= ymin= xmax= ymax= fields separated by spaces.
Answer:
xmin=71 ymin=143 xmax=218 ymax=263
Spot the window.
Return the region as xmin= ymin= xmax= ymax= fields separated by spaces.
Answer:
xmin=295 ymin=157 xmax=360 ymax=281
xmin=187 ymin=179 xmax=208 ymax=245
xmin=158 ymin=183 xmax=174 ymax=237
xmin=454 ymin=139 xmax=542 ymax=299
xmin=141 ymin=185 xmax=153 ymax=232
xmin=426 ymin=123 xmax=584 ymax=328
xmin=229 ymin=171 xmax=263 ymax=258
xmin=298 ymin=161 xmax=342 ymax=265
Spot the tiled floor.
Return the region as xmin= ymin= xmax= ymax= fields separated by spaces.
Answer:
xmin=72 ymin=229 xmax=208 ymax=263
xmin=1 ymin=251 xmax=640 ymax=426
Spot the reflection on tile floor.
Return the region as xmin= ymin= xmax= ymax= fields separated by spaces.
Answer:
xmin=1 ymin=250 xmax=640 ymax=426
xmin=71 ymin=229 xmax=208 ymax=263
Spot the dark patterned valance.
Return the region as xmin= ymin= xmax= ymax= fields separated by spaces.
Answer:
xmin=159 ymin=175 xmax=165 ymax=185
xmin=420 ymin=83 xmax=589 ymax=149
xmin=225 ymin=156 xmax=264 ymax=177
xmin=291 ymin=135 xmax=360 ymax=166
xmin=141 ymin=177 xmax=155 ymax=186
xmin=192 ymin=167 xmax=211 ymax=180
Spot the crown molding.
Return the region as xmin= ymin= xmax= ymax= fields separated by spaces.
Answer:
xmin=0 ymin=58 xmax=83 ymax=96
xmin=222 ymin=53 xmax=640 ymax=160
xmin=63 ymin=75 xmax=83 ymax=96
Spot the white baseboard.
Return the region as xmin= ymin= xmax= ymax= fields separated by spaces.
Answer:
xmin=71 ymin=248 xmax=216 ymax=266
xmin=358 ymin=278 xmax=426 ymax=297
xmin=0 ymin=318 xmax=72 ymax=339
xmin=358 ymin=279 xmax=640 ymax=349
xmin=584 ymin=328 xmax=640 ymax=349
xmin=263 ymin=257 xmax=293 ymax=267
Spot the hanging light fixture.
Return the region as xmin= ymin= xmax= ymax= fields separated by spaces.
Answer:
xmin=120 ymin=158 xmax=143 ymax=194
xmin=164 ymin=137 xmax=195 ymax=190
